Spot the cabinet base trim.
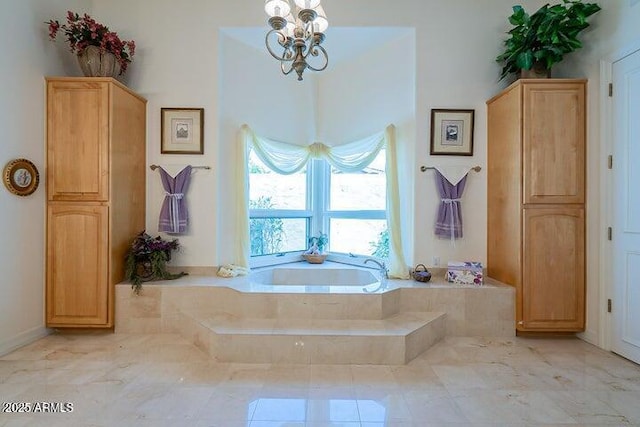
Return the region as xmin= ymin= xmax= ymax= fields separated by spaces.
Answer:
xmin=516 ymin=330 xmax=582 ymax=337
xmin=46 ymin=322 xmax=113 ymax=329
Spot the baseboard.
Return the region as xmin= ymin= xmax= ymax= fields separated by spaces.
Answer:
xmin=578 ymin=329 xmax=600 ymax=348
xmin=0 ymin=326 xmax=50 ymax=357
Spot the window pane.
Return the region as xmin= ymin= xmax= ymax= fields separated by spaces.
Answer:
xmin=330 ymin=150 xmax=385 ymax=210
xmin=329 ymin=219 xmax=387 ymax=257
xmin=249 ymin=150 xmax=307 ymax=210
xmin=250 ymin=217 xmax=308 ymax=256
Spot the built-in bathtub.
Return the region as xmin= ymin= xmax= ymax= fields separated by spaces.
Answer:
xmin=250 ymin=266 xmax=383 ymax=295
xmin=254 ymin=267 xmax=378 ymax=286
xmin=116 ymin=261 xmax=516 ymax=362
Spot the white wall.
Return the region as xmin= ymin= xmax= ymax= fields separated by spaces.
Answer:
xmin=0 ymin=0 xmax=90 ymax=354
xmin=316 ymin=29 xmax=415 ymax=143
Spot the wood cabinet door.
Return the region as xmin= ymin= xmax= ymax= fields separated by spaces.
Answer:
xmin=47 ymin=81 xmax=109 ymax=201
xmin=521 ymin=206 xmax=585 ymax=331
xmin=523 ymin=82 xmax=585 ymax=204
xmin=46 ymin=204 xmax=110 ymax=327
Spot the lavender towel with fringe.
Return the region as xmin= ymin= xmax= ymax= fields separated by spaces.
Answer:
xmin=434 ymin=169 xmax=467 ymax=240
xmin=158 ymin=166 xmax=192 ymax=234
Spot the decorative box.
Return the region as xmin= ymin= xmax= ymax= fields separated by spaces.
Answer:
xmin=446 ymin=261 xmax=483 ymax=285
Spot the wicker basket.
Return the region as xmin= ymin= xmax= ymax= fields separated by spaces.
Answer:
xmin=412 ymin=264 xmax=432 ymax=282
xmin=302 ymin=254 xmax=327 ymax=264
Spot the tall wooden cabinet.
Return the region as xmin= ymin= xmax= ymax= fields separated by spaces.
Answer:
xmin=487 ymin=79 xmax=586 ymax=333
xmin=46 ymin=78 xmax=146 ymax=328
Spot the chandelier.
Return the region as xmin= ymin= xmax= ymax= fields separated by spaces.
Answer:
xmin=264 ymin=0 xmax=329 ymax=81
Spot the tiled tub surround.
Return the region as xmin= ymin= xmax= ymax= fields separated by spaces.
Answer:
xmin=116 ymin=263 xmax=514 ymax=364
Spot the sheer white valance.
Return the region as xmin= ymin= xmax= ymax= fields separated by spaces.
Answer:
xmin=241 ymin=124 xmax=386 ymax=174
xmin=236 ymin=124 xmax=409 ymax=279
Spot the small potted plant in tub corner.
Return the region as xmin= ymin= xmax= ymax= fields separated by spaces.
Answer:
xmin=302 ymin=232 xmax=328 ymax=264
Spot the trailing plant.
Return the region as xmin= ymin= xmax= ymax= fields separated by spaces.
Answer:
xmin=496 ymin=0 xmax=601 ymax=81
xmin=124 ymin=231 xmax=187 ymax=294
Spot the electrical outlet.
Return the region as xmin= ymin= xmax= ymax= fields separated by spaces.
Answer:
xmin=433 ymin=256 xmax=440 ymax=266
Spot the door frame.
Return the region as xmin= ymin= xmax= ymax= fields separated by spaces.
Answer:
xmin=599 ymin=38 xmax=640 ymax=351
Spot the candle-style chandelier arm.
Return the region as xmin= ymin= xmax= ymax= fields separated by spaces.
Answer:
xmin=304 ymin=44 xmax=328 ymax=72
xmin=265 ymin=29 xmax=295 ymax=62
xmin=281 ymin=61 xmax=296 ymax=76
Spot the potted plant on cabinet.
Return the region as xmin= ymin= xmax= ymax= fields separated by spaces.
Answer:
xmin=496 ymin=0 xmax=601 ymax=81
xmin=46 ymin=11 xmax=136 ymax=77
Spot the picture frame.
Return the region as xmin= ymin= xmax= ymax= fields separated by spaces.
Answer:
xmin=430 ymin=109 xmax=475 ymax=156
xmin=161 ymin=107 xmax=204 ymax=154
xmin=3 ymin=158 xmax=39 ymax=196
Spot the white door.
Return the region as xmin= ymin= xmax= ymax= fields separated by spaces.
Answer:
xmin=612 ymin=48 xmax=640 ymax=364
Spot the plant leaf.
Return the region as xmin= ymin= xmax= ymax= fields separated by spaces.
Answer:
xmin=516 ymin=50 xmax=534 ymax=70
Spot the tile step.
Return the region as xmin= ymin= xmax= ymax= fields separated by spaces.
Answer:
xmin=200 ymin=312 xmax=442 ymax=336
xmin=194 ymin=312 xmax=446 ymax=364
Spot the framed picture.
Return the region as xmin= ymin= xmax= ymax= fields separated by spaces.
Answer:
xmin=3 ymin=158 xmax=39 ymax=196
xmin=430 ymin=109 xmax=475 ymax=156
xmin=161 ymin=108 xmax=204 ymax=154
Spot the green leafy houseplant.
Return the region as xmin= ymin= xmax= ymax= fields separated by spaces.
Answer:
xmin=308 ymin=232 xmax=328 ymax=254
xmin=124 ymin=231 xmax=187 ymax=294
xmin=496 ymin=0 xmax=601 ymax=81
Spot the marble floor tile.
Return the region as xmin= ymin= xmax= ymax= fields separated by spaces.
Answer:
xmin=251 ymin=397 xmax=307 ymax=422
xmin=595 ymin=390 xmax=640 ymax=424
xmin=431 ymin=365 xmax=490 ymax=390
xmin=357 ymin=393 xmax=412 ymax=423
xmin=389 ymin=364 xmax=445 ymax=391
xmin=546 ymin=390 xmax=634 ymax=425
xmin=451 ymin=389 xmax=578 ymax=424
xmin=306 ymin=422 xmax=361 ymax=427
xmin=403 ymin=388 xmax=470 ymax=423
xmin=350 ymin=365 xmax=398 ymax=389
xmin=1 ymin=333 xmax=639 ymax=427
xmin=309 ymin=365 xmax=353 ymax=388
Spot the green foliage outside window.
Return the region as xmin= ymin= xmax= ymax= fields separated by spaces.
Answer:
xmin=250 ymin=196 xmax=285 ymax=256
xmin=369 ymin=228 xmax=389 ymax=259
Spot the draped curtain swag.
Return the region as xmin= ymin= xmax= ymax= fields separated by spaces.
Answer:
xmin=158 ymin=166 xmax=192 ymax=234
xmin=434 ymin=168 xmax=468 ymax=241
xmin=236 ymin=124 xmax=409 ymax=279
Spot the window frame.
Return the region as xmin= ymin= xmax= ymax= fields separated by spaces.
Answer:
xmin=249 ymin=155 xmax=387 ymax=268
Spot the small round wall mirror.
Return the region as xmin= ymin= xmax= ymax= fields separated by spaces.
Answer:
xmin=3 ymin=158 xmax=39 ymax=196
